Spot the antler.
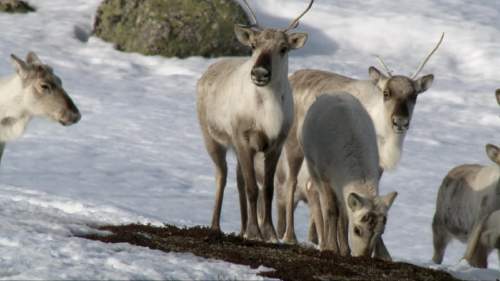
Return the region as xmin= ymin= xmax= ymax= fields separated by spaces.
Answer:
xmin=374 ymin=55 xmax=394 ymax=77
xmin=241 ymin=0 xmax=259 ymax=27
xmin=411 ymin=32 xmax=445 ymax=79
xmin=283 ymin=0 xmax=314 ymax=32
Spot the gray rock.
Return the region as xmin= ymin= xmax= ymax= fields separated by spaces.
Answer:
xmin=93 ymin=0 xmax=252 ymax=58
xmin=0 ymin=0 xmax=35 ymax=13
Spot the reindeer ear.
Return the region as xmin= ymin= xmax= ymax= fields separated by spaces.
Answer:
xmin=381 ymin=192 xmax=398 ymax=209
xmin=10 ymin=54 xmax=29 ymax=79
xmin=495 ymin=89 xmax=500 ymax=106
xmin=234 ymin=24 xmax=257 ymax=48
xmin=288 ymin=32 xmax=308 ymax=50
xmin=348 ymin=193 xmax=366 ymax=212
xmin=368 ymin=66 xmax=387 ymax=83
xmin=26 ymin=51 xmax=42 ymax=65
xmin=486 ymin=144 xmax=500 ymax=165
xmin=414 ymin=74 xmax=434 ymax=94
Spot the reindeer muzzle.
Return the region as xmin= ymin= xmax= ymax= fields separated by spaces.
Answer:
xmin=251 ymin=51 xmax=272 ymax=87
xmin=59 ymin=110 xmax=81 ymax=126
xmin=392 ymin=116 xmax=409 ymax=134
xmin=251 ymin=67 xmax=271 ymax=86
xmin=58 ymin=93 xmax=81 ymax=126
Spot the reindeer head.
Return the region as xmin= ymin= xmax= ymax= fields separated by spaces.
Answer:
xmin=485 ymin=144 xmax=500 ymax=166
xmin=371 ymin=33 xmax=444 ymax=134
xmin=10 ymin=52 xmax=81 ymax=126
xmin=234 ymin=0 xmax=312 ymax=87
xmin=347 ymin=191 xmax=398 ymax=257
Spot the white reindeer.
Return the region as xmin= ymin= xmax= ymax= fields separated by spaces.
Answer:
xmin=432 ymin=142 xmax=500 ymax=268
xmin=301 ymin=93 xmax=398 ymax=256
xmin=0 ymin=52 xmax=81 ymax=161
xmin=278 ymin=34 xmax=444 ymax=250
xmin=196 ymin=0 xmax=312 ymax=242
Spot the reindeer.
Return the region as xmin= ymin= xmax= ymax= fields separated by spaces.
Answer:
xmin=196 ymin=0 xmax=312 ymax=242
xmin=0 ymin=52 xmax=80 ymax=162
xmin=301 ymin=93 xmax=398 ymax=256
xmin=432 ymin=142 xmax=500 ymax=268
xmin=278 ymin=34 xmax=444 ymax=252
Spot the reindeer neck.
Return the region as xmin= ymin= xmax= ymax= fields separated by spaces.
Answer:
xmin=472 ymin=164 xmax=500 ymax=191
xmin=353 ymin=80 xmax=405 ymax=171
xmin=0 ymin=74 xmax=28 ymax=117
xmin=0 ymin=74 xmax=32 ymax=141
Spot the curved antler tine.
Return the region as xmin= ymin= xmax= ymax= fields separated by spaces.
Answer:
xmin=284 ymin=0 xmax=314 ymax=32
xmin=241 ymin=0 xmax=259 ymax=27
xmin=411 ymin=32 xmax=445 ymax=79
xmin=374 ymin=55 xmax=393 ymax=77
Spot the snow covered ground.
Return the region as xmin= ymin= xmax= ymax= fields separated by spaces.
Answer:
xmin=0 ymin=0 xmax=498 ymax=279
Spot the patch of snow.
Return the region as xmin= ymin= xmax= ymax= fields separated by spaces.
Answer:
xmin=0 ymin=0 xmax=498 ymax=279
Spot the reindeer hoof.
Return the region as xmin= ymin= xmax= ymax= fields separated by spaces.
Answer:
xmin=210 ymin=225 xmax=221 ymax=233
xmin=282 ymin=233 xmax=298 ymax=244
xmin=244 ymin=226 xmax=263 ymax=241
xmin=261 ymin=223 xmax=278 ymax=243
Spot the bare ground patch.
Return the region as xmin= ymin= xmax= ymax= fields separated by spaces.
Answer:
xmin=81 ymin=224 xmax=459 ymax=281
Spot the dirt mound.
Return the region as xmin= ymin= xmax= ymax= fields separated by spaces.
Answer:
xmin=81 ymin=224 xmax=459 ymax=281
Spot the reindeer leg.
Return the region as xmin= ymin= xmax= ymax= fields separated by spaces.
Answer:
xmin=275 ymin=157 xmax=287 ymax=239
xmin=378 ymin=166 xmax=384 ymax=180
xmin=282 ymin=145 xmax=303 ymax=244
xmin=260 ymin=147 xmax=281 ymax=243
xmin=432 ymin=216 xmax=450 ymax=264
xmin=337 ymin=205 xmax=350 ymax=256
xmin=235 ymin=142 xmax=262 ymax=241
xmin=464 ymin=217 xmax=489 ymax=268
xmin=276 ymin=189 xmax=287 ymax=239
xmin=306 ymin=182 xmax=323 ymax=246
xmin=204 ymin=137 xmax=228 ymax=232
xmin=319 ymin=181 xmax=339 ymax=253
xmin=307 ymin=218 xmax=318 ymax=244
xmin=236 ymin=162 xmax=247 ymax=237
xmin=0 ymin=142 xmax=5 ymax=164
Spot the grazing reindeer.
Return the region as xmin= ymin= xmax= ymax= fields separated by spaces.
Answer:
xmin=196 ymin=0 xmax=312 ymax=241
xmin=0 ymin=52 xmax=81 ymax=162
xmin=432 ymin=143 xmax=500 ymax=268
xmin=302 ymin=93 xmax=398 ymax=256
xmin=278 ymin=34 xmax=444 ymax=248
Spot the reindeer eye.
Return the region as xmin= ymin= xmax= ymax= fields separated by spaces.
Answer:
xmin=280 ymin=46 xmax=288 ymax=55
xmin=250 ymin=43 xmax=256 ymax=50
xmin=41 ymin=84 xmax=51 ymax=91
xmin=383 ymin=89 xmax=390 ymax=99
xmin=354 ymin=226 xmax=362 ymax=237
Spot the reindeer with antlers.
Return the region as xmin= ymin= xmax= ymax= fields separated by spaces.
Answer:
xmin=196 ymin=0 xmax=313 ymax=242
xmin=274 ymin=34 xmax=444 ymax=257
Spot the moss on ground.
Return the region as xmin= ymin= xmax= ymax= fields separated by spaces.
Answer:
xmin=82 ymin=224 xmax=461 ymax=281
xmin=93 ymin=0 xmax=251 ymax=58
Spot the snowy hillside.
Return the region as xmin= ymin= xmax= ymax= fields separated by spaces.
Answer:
xmin=0 ymin=0 xmax=498 ymax=280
